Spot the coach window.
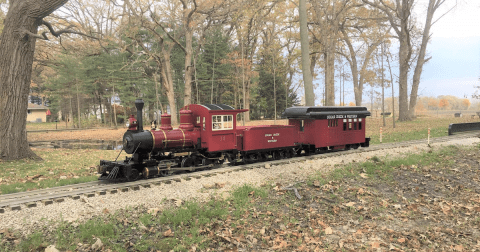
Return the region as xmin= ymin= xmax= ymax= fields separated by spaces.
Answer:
xmin=300 ymin=120 xmax=304 ymax=132
xmin=354 ymin=119 xmax=357 ymax=130
xmin=359 ymin=118 xmax=362 ymax=130
xmin=343 ymin=119 xmax=347 ymax=131
xmin=212 ymin=115 xmax=233 ymax=131
xmin=348 ymin=119 xmax=352 ymax=130
xmin=203 ymin=117 xmax=206 ymax=130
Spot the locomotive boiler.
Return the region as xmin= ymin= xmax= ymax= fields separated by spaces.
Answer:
xmin=98 ymin=99 xmax=371 ymax=182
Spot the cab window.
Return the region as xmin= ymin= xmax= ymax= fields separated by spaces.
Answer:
xmin=212 ymin=115 xmax=233 ymax=131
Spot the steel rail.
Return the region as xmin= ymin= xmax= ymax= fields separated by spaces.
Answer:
xmin=0 ymin=132 xmax=477 ymax=211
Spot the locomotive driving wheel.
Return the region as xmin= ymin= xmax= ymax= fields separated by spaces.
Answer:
xmin=159 ymin=169 xmax=170 ymax=177
xmin=128 ymin=169 xmax=139 ymax=181
xmin=181 ymin=157 xmax=196 ymax=171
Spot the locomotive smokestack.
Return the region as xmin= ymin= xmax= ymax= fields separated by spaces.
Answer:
xmin=135 ymin=99 xmax=144 ymax=132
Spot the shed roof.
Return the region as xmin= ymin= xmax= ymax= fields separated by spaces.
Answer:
xmin=28 ymin=103 xmax=48 ymax=110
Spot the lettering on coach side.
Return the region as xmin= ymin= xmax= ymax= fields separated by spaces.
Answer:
xmin=265 ymin=134 xmax=272 ymax=137
xmin=268 ymin=139 xmax=278 ymax=143
xmin=327 ymin=115 xmax=358 ymax=119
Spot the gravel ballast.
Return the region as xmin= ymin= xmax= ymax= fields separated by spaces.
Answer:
xmin=1 ymin=137 xmax=479 ymax=235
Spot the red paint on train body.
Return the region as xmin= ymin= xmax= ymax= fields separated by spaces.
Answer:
xmin=238 ymin=125 xmax=295 ymax=152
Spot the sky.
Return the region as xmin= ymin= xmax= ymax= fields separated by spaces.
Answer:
xmin=316 ymin=0 xmax=480 ymax=105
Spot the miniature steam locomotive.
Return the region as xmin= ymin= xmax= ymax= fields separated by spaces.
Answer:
xmin=98 ymin=99 xmax=371 ymax=181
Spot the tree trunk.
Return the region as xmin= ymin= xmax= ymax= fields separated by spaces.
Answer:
xmin=409 ymin=0 xmax=437 ymax=119
xmin=0 ymin=0 xmax=69 ymax=160
xmin=299 ymin=0 xmax=315 ymax=106
xmin=160 ymin=45 xmax=178 ymax=126
xmin=397 ymin=2 xmax=411 ymax=121
xmin=325 ymin=40 xmax=335 ymax=106
xmin=184 ymin=28 xmax=194 ymax=106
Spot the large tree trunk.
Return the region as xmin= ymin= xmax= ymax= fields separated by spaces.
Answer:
xmin=183 ymin=29 xmax=194 ymax=106
xmin=397 ymin=0 xmax=411 ymax=121
xmin=160 ymin=45 xmax=178 ymax=126
xmin=0 ymin=0 xmax=69 ymax=160
xmin=325 ymin=42 xmax=335 ymax=106
xmin=409 ymin=0 xmax=437 ymax=119
xmin=299 ymin=0 xmax=315 ymax=106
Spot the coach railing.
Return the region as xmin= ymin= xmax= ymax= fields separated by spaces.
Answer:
xmin=448 ymin=122 xmax=480 ymax=135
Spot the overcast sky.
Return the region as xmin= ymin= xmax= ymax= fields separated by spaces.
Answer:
xmin=319 ymin=0 xmax=480 ymax=105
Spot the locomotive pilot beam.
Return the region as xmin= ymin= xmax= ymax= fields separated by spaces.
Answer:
xmin=98 ymin=99 xmax=371 ymax=182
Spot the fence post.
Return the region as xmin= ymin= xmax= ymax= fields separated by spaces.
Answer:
xmin=380 ymin=127 xmax=383 ymax=143
xmin=428 ymin=128 xmax=430 ymax=145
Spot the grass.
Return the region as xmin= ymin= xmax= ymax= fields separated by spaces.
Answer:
xmin=309 ymin=144 xmax=460 ymax=187
xmin=366 ymin=116 xmax=479 ymax=145
xmin=5 ymin=184 xmax=268 ymax=252
xmin=0 ymin=148 xmax=118 ymax=194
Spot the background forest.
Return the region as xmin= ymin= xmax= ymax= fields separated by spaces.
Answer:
xmin=0 ymin=0 xmax=467 ymax=128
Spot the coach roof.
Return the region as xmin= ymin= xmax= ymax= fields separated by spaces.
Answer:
xmin=282 ymin=106 xmax=371 ymax=119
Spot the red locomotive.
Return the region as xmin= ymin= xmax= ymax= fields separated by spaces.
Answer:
xmin=98 ymin=99 xmax=370 ymax=181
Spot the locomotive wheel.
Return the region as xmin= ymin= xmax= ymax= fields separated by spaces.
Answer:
xmin=181 ymin=157 xmax=195 ymax=171
xmin=159 ymin=169 xmax=170 ymax=177
xmin=278 ymin=151 xmax=285 ymax=159
xmin=128 ymin=169 xmax=140 ymax=181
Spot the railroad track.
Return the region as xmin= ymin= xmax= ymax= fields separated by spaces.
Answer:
xmin=1 ymin=132 xmax=478 ymax=213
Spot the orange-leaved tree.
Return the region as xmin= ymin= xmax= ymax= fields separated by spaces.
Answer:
xmin=438 ymin=99 xmax=449 ymax=110
xmin=461 ymin=98 xmax=471 ymax=110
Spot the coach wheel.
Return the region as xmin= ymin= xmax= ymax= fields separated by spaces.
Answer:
xmin=353 ymin=144 xmax=360 ymax=149
xmin=295 ymin=148 xmax=302 ymax=156
xmin=285 ymin=150 xmax=292 ymax=159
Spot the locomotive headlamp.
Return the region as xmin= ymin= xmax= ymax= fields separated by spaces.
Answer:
xmin=126 ymin=122 xmax=130 ymax=127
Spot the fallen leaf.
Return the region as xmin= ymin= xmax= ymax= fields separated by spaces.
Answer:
xmin=147 ymin=208 xmax=160 ymax=216
xmin=345 ymin=202 xmax=356 ymax=207
xmin=371 ymin=241 xmax=380 ymax=248
xmin=163 ymin=229 xmax=174 ymax=237
xmin=398 ymin=238 xmax=405 ymax=243
xmin=324 ymin=227 xmax=333 ymax=235
xmin=360 ymin=173 xmax=368 ymax=178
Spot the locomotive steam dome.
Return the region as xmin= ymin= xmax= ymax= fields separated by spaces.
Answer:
xmin=179 ymin=109 xmax=194 ymax=131
xmin=159 ymin=113 xmax=173 ymax=130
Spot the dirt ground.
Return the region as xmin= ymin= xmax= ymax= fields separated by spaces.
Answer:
xmin=183 ymin=146 xmax=480 ymax=251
